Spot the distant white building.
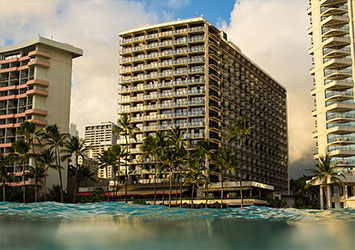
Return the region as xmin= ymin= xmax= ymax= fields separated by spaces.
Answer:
xmin=84 ymin=121 xmax=119 ymax=179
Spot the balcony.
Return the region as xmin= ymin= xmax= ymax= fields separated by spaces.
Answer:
xmin=324 ymin=80 xmax=353 ymax=91
xmin=28 ymin=50 xmax=51 ymax=59
xmin=325 ymin=90 xmax=353 ymax=101
xmin=26 ymin=89 xmax=48 ymax=97
xmin=322 ymin=36 xmax=351 ymax=48
xmin=26 ymin=79 xmax=49 ymax=87
xmin=120 ymin=36 xmax=204 ymax=54
xmin=327 ymin=125 xmax=355 ymax=134
xmin=323 ymin=46 xmax=351 ymax=58
xmin=28 ymin=59 xmax=50 ymax=68
xmin=326 ymin=102 xmax=355 ymax=112
xmin=322 ymin=25 xmax=349 ymax=37
xmin=329 ymin=149 xmax=355 ymax=157
xmin=321 ymin=15 xmax=349 ymax=27
xmin=328 ymin=136 xmax=355 ymax=145
xmin=324 ymin=68 xmax=352 ymax=80
xmin=320 ymin=0 xmax=347 ymax=7
xmin=321 ymin=3 xmax=348 ymax=16
xmin=120 ymin=26 xmax=204 ymax=44
xmin=323 ymin=57 xmax=352 ymax=69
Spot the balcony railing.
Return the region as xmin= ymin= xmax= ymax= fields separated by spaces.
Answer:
xmin=120 ymin=67 xmax=205 ymax=83
xmin=141 ymin=121 xmax=205 ymax=131
xmin=120 ymin=99 xmax=205 ymax=112
xmin=120 ymin=89 xmax=205 ymax=103
xmin=131 ymin=110 xmax=205 ymax=122
xmin=121 ymin=26 xmax=204 ymax=44
xmin=121 ymin=57 xmax=204 ymax=73
xmin=120 ymin=47 xmax=205 ymax=64
xmin=325 ymin=89 xmax=353 ymax=98
xmin=120 ymin=77 xmax=205 ymax=93
xmin=328 ymin=135 xmax=355 ymax=143
xmin=324 ymin=67 xmax=352 ymax=77
xmin=323 ymin=46 xmax=351 ymax=56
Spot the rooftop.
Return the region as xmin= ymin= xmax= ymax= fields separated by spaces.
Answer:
xmin=0 ymin=36 xmax=83 ymax=58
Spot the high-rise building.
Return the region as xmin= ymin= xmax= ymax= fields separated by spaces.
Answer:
xmin=118 ymin=17 xmax=288 ymax=193
xmin=0 ymin=36 xmax=82 ymax=190
xmin=84 ymin=121 xmax=119 ymax=179
xmin=308 ymin=0 xmax=355 ymax=208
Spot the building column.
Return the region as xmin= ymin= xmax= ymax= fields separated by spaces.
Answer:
xmin=320 ymin=186 xmax=324 ymax=210
xmin=327 ymin=184 xmax=332 ymax=209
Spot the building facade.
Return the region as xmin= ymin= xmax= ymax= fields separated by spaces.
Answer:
xmin=308 ymin=0 xmax=355 ymax=208
xmin=118 ymin=17 xmax=288 ymax=193
xmin=0 ymin=36 xmax=82 ymax=190
xmin=84 ymin=121 xmax=119 ymax=179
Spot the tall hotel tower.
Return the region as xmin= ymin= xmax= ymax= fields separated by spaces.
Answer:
xmin=308 ymin=0 xmax=355 ymax=208
xmin=118 ymin=18 xmax=288 ymax=193
xmin=0 ymin=37 xmax=82 ymax=190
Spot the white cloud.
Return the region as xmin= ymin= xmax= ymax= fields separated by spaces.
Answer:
xmin=224 ymin=0 xmax=314 ymax=165
xmin=1 ymin=0 xmax=161 ymax=137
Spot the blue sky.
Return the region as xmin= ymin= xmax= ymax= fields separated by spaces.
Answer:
xmin=141 ymin=0 xmax=235 ymax=27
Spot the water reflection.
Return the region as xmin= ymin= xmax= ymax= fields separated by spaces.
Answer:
xmin=0 ymin=202 xmax=355 ymax=249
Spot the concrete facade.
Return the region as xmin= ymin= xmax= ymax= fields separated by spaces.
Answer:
xmin=0 ymin=36 xmax=82 ymax=191
xmin=118 ymin=17 xmax=288 ymax=193
xmin=308 ymin=0 xmax=355 ymax=208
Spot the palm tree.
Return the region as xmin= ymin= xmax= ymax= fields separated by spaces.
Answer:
xmin=214 ymin=148 xmax=237 ymax=208
xmin=36 ymin=149 xmax=56 ymax=201
xmin=194 ymin=139 xmax=214 ymax=208
xmin=184 ymin=157 xmax=204 ymax=208
xmin=17 ymin=121 xmax=43 ymax=155
xmin=98 ymin=149 xmax=115 ymax=202
xmin=0 ymin=154 xmax=14 ymax=201
xmin=308 ymin=154 xmax=344 ymax=209
xmin=62 ymin=136 xmax=86 ymax=203
xmin=28 ymin=164 xmax=46 ymax=202
xmin=227 ymin=117 xmax=253 ymax=208
xmin=159 ymin=142 xmax=175 ymax=207
xmin=12 ymin=139 xmax=31 ymax=203
xmin=77 ymin=165 xmax=96 ymax=188
xmin=113 ymin=113 xmax=140 ymax=203
xmin=141 ymin=134 xmax=159 ymax=205
xmin=110 ymin=144 xmax=126 ymax=197
xmin=43 ymin=124 xmax=69 ymax=203
xmin=168 ymin=126 xmax=187 ymax=206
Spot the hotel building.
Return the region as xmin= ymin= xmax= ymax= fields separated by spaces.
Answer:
xmin=118 ymin=17 xmax=288 ymax=193
xmin=0 ymin=36 xmax=82 ymax=190
xmin=308 ymin=0 xmax=355 ymax=208
xmin=84 ymin=121 xmax=119 ymax=179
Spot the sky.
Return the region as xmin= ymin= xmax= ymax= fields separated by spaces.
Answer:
xmin=0 ymin=0 xmax=313 ymax=178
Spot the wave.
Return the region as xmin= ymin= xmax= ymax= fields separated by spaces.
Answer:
xmin=1 ymin=201 xmax=355 ymax=222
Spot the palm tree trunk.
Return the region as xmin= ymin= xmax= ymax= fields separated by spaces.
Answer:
xmin=125 ymin=134 xmax=128 ymax=203
xmin=106 ymin=166 xmax=110 ymax=202
xmin=221 ymin=175 xmax=224 ymax=209
xmin=169 ymin=168 xmax=172 ymax=207
xmin=162 ymin=173 xmax=166 ymax=205
xmin=34 ymin=174 xmax=38 ymax=202
xmin=23 ymin=160 xmax=26 ymax=203
xmin=55 ymin=146 xmax=63 ymax=203
xmin=175 ymin=171 xmax=178 ymax=206
xmin=73 ymin=157 xmax=78 ymax=204
xmin=32 ymin=141 xmax=37 ymax=203
xmin=44 ymin=169 xmax=48 ymax=201
xmin=179 ymin=168 xmax=183 ymax=207
xmin=319 ymin=186 xmax=324 ymax=210
xmin=191 ymin=183 xmax=195 ymax=209
xmin=154 ymin=162 xmax=157 ymax=205
xmin=205 ymin=157 xmax=209 ymax=208
xmin=239 ymin=138 xmax=244 ymax=208
xmin=2 ymin=179 xmax=5 ymax=201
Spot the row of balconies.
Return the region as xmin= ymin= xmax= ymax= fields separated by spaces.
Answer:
xmin=120 ymin=99 xmax=205 ymax=112
xmin=120 ymin=26 xmax=205 ymax=44
xmin=120 ymin=36 xmax=204 ymax=54
xmin=120 ymin=47 xmax=204 ymax=64
xmin=120 ymin=57 xmax=204 ymax=73
xmin=120 ymin=77 xmax=205 ymax=93
xmin=120 ymin=88 xmax=205 ymax=103
xmin=131 ymin=110 xmax=205 ymax=122
xmin=120 ymin=67 xmax=205 ymax=83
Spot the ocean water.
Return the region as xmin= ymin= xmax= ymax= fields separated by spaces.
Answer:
xmin=1 ymin=202 xmax=355 ymax=249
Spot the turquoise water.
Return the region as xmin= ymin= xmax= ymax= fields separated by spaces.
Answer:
xmin=1 ymin=202 xmax=355 ymax=249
